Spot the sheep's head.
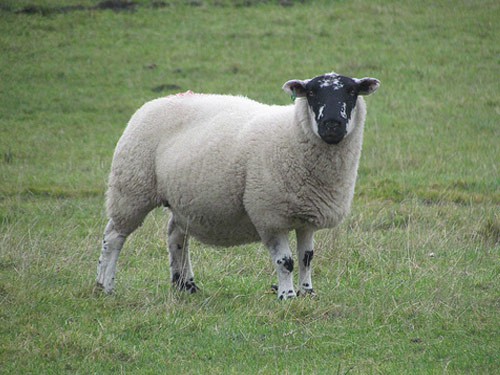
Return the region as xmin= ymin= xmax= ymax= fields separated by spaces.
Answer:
xmin=283 ymin=72 xmax=380 ymax=144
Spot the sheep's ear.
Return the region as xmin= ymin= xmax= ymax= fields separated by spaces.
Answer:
xmin=282 ymin=79 xmax=309 ymax=98
xmin=355 ymin=77 xmax=380 ymax=96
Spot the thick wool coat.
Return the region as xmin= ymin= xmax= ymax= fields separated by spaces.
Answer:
xmin=106 ymin=93 xmax=367 ymax=244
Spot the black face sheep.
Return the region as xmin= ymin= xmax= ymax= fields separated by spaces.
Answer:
xmin=96 ymin=72 xmax=380 ymax=300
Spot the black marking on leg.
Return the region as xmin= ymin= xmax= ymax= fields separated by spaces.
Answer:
xmin=283 ymin=256 xmax=294 ymax=272
xmin=184 ymin=277 xmax=199 ymax=293
xmin=303 ymin=250 xmax=314 ymax=267
xmin=302 ymin=283 xmax=310 ymax=288
xmin=271 ymin=284 xmax=278 ymax=293
xmin=176 ymin=244 xmax=182 ymax=250
xmin=276 ymin=288 xmax=296 ymax=300
xmin=172 ymin=272 xmax=181 ymax=284
xmin=172 ymin=273 xmax=198 ymax=293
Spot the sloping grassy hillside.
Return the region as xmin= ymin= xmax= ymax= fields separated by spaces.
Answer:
xmin=1 ymin=1 xmax=498 ymax=373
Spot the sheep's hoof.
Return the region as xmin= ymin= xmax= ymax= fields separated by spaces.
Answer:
xmin=182 ymin=281 xmax=199 ymax=294
xmin=94 ymin=282 xmax=104 ymax=294
xmin=297 ymin=288 xmax=316 ymax=297
xmin=271 ymin=285 xmax=296 ymax=300
xmin=172 ymin=275 xmax=199 ymax=294
xmin=279 ymin=290 xmax=297 ymax=300
xmin=94 ymin=282 xmax=114 ymax=295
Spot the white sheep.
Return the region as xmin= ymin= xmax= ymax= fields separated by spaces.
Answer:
xmin=96 ymin=72 xmax=380 ymax=299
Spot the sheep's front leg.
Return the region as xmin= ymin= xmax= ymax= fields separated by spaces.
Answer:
xmin=97 ymin=220 xmax=127 ymax=294
xmin=296 ymin=228 xmax=316 ymax=296
xmin=167 ymin=216 xmax=198 ymax=293
xmin=264 ymin=233 xmax=296 ymax=300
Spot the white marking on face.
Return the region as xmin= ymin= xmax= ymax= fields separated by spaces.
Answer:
xmin=318 ymin=73 xmax=344 ymax=90
xmin=312 ymin=119 xmax=320 ymax=138
xmin=317 ymin=105 xmax=325 ymax=120
xmin=340 ymin=102 xmax=347 ymax=119
xmin=333 ymin=78 xmax=344 ymax=90
xmin=307 ymin=105 xmax=321 ymax=139
xmin=319 ymin=77 xmax=344 ymax=90
xmin=319 ymin=79 xmax=330 ymax=88
xmin=344 ymin=101 xmax=358 ymax=135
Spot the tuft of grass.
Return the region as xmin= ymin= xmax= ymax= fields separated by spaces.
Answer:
xmin=479 ymin=214 xmax=500 ymax=246
xmin=1 ymin=0 xmax=499 ymax=373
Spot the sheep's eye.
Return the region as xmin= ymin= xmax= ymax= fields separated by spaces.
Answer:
xmin=307 ymin=90 xmax=315 ymax=97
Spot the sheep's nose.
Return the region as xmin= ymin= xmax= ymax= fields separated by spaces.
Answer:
xmin=323 ymin=121 xmax=345 ymax=136
xmin=318 ymin=120 xmax=346 ymax=144
xmin=323 ymin=120 xmax=343 ymax=130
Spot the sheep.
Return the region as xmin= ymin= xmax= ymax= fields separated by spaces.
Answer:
xmin=96 ymin=72 xmax=380 ymax=300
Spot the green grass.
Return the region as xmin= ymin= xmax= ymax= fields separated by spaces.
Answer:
xmin=1 ymin=0 xmax=499 ymax=373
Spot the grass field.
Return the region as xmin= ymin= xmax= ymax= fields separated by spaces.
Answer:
xmin=1 ymin=0 xmax=499 ymax=373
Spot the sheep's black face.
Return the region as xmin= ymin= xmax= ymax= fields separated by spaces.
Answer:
xmin=283 ymin=72 xmax=380 ymax=145
xmin=305 ymin=75 xmax=359 ymax=144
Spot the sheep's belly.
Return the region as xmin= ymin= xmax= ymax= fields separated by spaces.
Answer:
xmin=170 ymin=210 xmax=261 ymax=247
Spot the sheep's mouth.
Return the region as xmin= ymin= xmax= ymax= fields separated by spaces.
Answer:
xmin=318 ymin=122 xmax=346 ymax=144
xmin=321 ymin=135 xmax=343 ymax=144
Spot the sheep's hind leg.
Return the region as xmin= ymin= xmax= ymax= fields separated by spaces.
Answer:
xmin=264 ymin=233 xmax=296 ymax=300
xmin=97 ymin=201 xmax=152 ymax=294
xmin=296 ymin=228 xmax=316 ymax=296
xmin=167 ymin=216 xmax=198 ymax=293
xmin=96 ymin=220 xmax=127 ymax=294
